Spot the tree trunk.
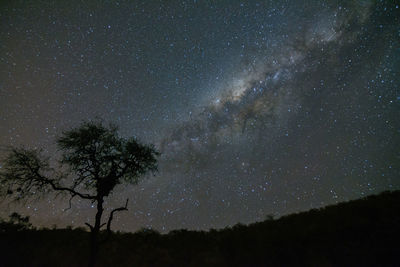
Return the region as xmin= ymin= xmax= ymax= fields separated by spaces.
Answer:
xmin=88 ymin=198 xmax=104 ymax=267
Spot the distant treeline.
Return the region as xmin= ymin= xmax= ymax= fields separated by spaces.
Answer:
xmin=1 ymin=190 xmax=399 ymax=266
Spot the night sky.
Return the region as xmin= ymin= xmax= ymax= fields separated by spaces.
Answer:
xmin=0 ymin=0 xmax=399 ymax=233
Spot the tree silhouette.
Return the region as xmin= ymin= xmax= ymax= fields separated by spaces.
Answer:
xmin=0 ymin=121 xmax=159 ymax=267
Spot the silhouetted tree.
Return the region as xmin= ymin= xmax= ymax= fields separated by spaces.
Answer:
xmin=9 ymin=212 xmax=32 ymax=229
xmin=0 ymin=212 xmax=33 ymax=232
xmin=0 ymin=121 xmax=159 ymax=267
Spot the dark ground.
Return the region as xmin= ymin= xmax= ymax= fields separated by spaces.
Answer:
xmin=1 ymin=190 xmax=399 ymax=266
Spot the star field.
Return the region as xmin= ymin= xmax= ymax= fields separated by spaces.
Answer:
xmin=0 ymin=0 xmax=399 ymax=232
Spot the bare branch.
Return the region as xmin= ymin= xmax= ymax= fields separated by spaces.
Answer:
xmin=85 ymin=222 xmax=94 ymax=231
xmin=64 ymin=194 xmax=76 ymax=211
xmin=47 ymin=179 xmax=96 ymax=200
xmin=106 ymin=198 xmax=129 ymax=234
xmin=0 ymin=147 xmax=97 ymax=201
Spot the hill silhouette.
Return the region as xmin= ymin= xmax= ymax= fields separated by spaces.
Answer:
xmin=0 ymin=190 xmax=399 ymax=266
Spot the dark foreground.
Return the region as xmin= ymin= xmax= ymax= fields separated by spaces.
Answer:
xmin=1 ymin=190 xmax=399 ymax=267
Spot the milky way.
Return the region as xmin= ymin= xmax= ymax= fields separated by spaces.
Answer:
xmin=0 ymin=0 xmax=399 ymax=232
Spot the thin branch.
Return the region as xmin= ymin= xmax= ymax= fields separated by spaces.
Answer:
xmin=46 ymin=179 xmax=96 ymax=200
xmin=5 ymin=148 xmax=97 ymax=201
xmin=107 ymin=198 xmax=129 ymax=234
xmin=64 ymin=194 xmax=76 ymax=211
xmin=85 ymin=222 xmax=94 ymax=232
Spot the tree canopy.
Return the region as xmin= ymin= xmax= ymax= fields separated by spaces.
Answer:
xmin=1 ymin=121 xmax=159 ymax=201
